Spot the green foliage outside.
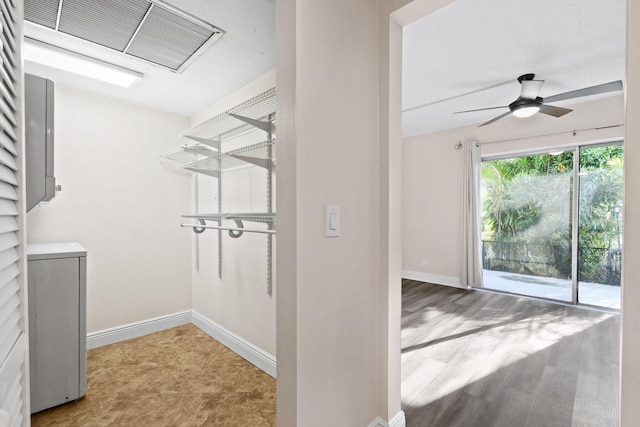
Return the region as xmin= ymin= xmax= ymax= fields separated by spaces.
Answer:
xmin=481 ymin=145 xmax=623 ymax=284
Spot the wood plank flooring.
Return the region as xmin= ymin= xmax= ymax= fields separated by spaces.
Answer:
xmin=401 ymin=280 xmax=619 ymax=427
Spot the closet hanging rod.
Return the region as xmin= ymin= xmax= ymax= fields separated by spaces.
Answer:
xmin=180 ymin=223 xmax=276 ymax=235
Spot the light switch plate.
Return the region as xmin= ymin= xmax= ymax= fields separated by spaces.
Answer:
xmin=325 ymin=205 xmax=340 ymax=237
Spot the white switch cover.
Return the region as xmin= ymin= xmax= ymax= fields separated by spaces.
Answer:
xmin=325 ymin=205 xmax=340 ymax=237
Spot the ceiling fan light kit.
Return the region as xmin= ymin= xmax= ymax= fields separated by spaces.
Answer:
xmin=510 ymin=99 xmax=542 ymax=118
xmin=454 ymin=74 xmax=623 ymax=127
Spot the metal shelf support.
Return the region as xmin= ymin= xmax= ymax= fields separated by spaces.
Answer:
xmin=228 ymin=113 xmax=272 ymax=133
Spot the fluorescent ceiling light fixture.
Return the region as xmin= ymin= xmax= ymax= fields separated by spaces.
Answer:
xmin=24 ymin=39 xmax=143 ymax=88
xmin=512 ymin=105 xmax=540 ymax=118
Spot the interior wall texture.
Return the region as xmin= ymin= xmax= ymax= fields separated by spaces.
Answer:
xmin=276 ymin=0 xmax=409 ymax=424
xmin=621 ymin=0 xmax=640 ymax=423
xmin=402 ymin=94 xmax=624 ymax=287
xmin=26 ymin=84 xmax=192 ymax=333
xmin=189 ymin=71 xmax=276 ymax=357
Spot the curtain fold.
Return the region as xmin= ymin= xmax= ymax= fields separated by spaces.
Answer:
xmin=461 ymin=141 xmax=484 ymax=288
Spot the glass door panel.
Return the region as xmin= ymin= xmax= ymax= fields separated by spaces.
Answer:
xmin=480 ymin=151 xmax=574 ymax=302
xmin=577 ymin=145 xmax=623 ymax=309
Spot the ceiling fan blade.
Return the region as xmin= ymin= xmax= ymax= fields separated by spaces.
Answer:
xmin=543 ymin=80 xmax=623 ymax=103
xmin=453 ymin=106 xmax=507 ymax=114
xmin=520 ymin=80 xmax=544 ymax=100
xmin=479 ymin=111 xmax=512 ymax=127
xmin=539 ymin=104 xmax=573 ymax=118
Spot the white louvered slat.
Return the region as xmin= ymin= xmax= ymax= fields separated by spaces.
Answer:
xmin=0 ymin=296 xmax=19 ymax=331
xmin=0 ymin=91 xmax=16 ymax=121
xmin=0 ymin=133 xmax=17 ymax=157
xmin=0 ymin=43 xmax=15 ymax=74
xmin=0 ymin=182 xmax=17 ymax=201
xmin=0 ymin=149 xmax=16 ymax=172
xmin=6 ymin=372 xmax=22 ymax=426
xmin=0 ymin=219 xmax=17 ymax=236
xmin=0 ymin=66 xmax=15 ymax=98
xmin=0 ymin=200 xmax=18 ymax=216
xmin=0 ymin=117 xmax=15 ymax=144
xmin=2 ymin=29 xmax=15 ymax=57
xmin=0 ymin=105 xmax=17 ymax=130
xmin=0 ymin=262 xmax=18 ymax=292
xmin=0 ymin=234 xmax=18 ymax=255
xmin=0 ymin=165 xmax=17 ymax=186
xmin=1 ymin=55 xmax=16 ymax=84
xmin=0 ymin=311 xmax=20 ymax=369
xmin=0 ymin=336 xmax=24 ymax=423
xmin=2 ymin=0 xmax=13 ymax=18
xmin=0 ymin=279 xmax=18 ymax=308
xmin=0 ymin=0 xmax=26 ymax=422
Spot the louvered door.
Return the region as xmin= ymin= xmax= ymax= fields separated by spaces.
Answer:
xmin=0 ymin=0 xmax=29 ymax=425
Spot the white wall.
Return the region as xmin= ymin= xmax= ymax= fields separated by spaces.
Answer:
xmin=26 ymin=84 xmax=192 ymax=332
xmin=621 ymin=1 xmax=640 ymax=424
xmin=277 ymin=0 xmax=387 ymax=424
xmin=189 ymin=71 xmax=276 ymax=357
xmin=402 ymin=94 xmax=625 ymax=286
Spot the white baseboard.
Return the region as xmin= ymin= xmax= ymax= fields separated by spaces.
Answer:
xmin=389 ymin=411 xmax=406 ymax=427
xmin=86 ymin=310 xmax=192 ymax=350
xmin=368 ymin=411 xmax=406 ymax=427
xmin=192 ymin=310 xmax=276 ymax=378
xmin=402 ymin=270 xmax=467 ymax=289
xmin=86 ymin=310 xmax=277 ymax=379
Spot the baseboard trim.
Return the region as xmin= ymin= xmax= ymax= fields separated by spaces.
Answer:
xmin=368 ymin=411 xmax=406 ymax=427
xmin=191 ymin=310 xmax=276 ymax=378
xmin=389 ymin=411 xmax=406 ymax=427
xmin=86 ymin=310 xmax=192 ymax=350
xmin=402 ymin=270 xmax=466 ymax=289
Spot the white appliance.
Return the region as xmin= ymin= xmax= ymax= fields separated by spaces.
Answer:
xmin=27 ymin=242 xmax=87 ymax=413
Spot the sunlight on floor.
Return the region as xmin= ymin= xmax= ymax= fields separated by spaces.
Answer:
xmin=401 ymin=305 xmax=612 ymax=407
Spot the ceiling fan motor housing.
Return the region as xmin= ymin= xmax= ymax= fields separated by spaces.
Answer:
xmin=509 ymin=97 xmax=543 ymax=112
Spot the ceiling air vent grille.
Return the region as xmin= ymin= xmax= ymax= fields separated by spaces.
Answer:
xmin=23 ymin=0 xmax=224 ymax=73
xmin=126 ymin=5 xmax=216 ymax=71
xmin=58 ymin=0 xmax=150 ymax=52
xmin=24 ymin=0 xmax=59 ymax=29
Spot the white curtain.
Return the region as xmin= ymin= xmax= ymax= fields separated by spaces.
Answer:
xmin=461 ymin=141 xmax=484 ymax=288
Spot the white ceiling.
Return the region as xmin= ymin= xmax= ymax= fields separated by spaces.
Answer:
xmin=402 ymin=0 xmax=627 ymax=137
xmin=23 ymin=0 xmax=626 ymax=135
xmin=24 ymin=0 xmax=275 ymax=118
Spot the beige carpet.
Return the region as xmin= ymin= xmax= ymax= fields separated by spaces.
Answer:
xmin=31 ymin=324 xmax=275 ymax=426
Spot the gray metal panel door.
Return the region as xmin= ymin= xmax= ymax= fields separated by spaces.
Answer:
xmin=24 ymin=74 xmax=47 ymax=212
xmin=28 ymin=258 xmax=80 ymax=413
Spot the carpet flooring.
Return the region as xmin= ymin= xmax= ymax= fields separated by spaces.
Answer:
xmin=31 ymin=324 xmax=276 ymax=426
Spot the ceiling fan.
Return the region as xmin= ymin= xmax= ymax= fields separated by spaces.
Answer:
xmin=453 ymin=74 xmax=623 ymax=127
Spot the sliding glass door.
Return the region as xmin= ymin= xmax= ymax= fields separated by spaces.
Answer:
xmin=479 ymin=142 xmax=623 ymax=309
xmin=480 ymin=150 xmax=574 ymax=302
xmin=577 ymin=145 xmax=623 ymax=308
